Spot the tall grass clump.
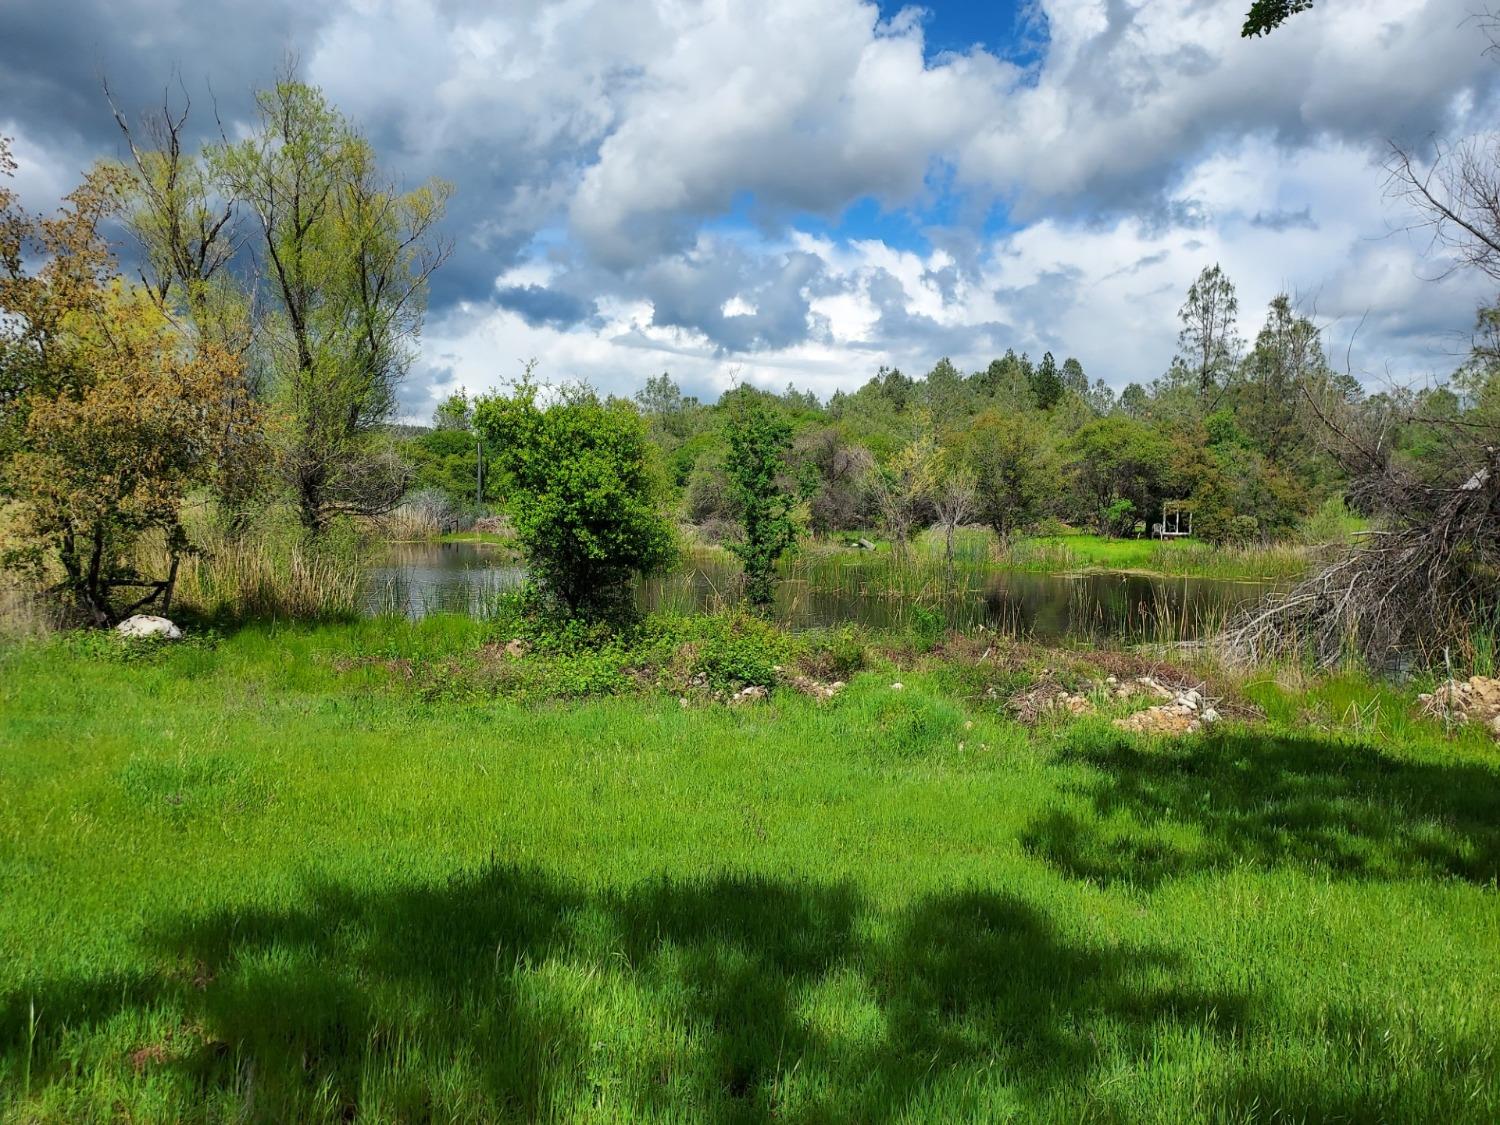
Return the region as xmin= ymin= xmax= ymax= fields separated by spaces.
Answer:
xmin=141 ymin=504 xmax=368 ymax=623
xmin=1147 ymin=541 xmax=1311 ymax=581
xmin=0 ymin=575 xmax=63 ymax=638
xmin=1297 ymin=494 xmax=1364 ymax=546
xmin=383 ymin=488 xmax=470 ymax=540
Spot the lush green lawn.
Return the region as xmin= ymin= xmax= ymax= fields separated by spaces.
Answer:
xmin=2 ymin=620 xmax=1497 ymax=1122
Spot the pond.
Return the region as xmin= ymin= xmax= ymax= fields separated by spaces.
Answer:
xmin=364 ymin=541 xmax=1275 ymax=642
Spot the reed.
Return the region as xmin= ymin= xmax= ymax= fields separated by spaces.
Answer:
xmin=136 ymin=505 xmax=367 ymax=623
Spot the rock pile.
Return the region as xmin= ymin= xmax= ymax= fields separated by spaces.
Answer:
xmin=1112 ymin=686 xmax=1219 ymax=736
xmin=1007 ymin=683 xmax=1095 ymax=724
xmin=784 ymin=674 xmax=846 ymax=702
xmin=116 ymin=615 xmax=182 ymax=640
xmin=1418 ymin=676 xmax=1500 ymax=736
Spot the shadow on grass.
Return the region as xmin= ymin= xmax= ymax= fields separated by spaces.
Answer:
xmin=1023 ymin=731 xmax=1500 ymax=889
xmin=1 ymin=866 xmax=1249 ymax=1121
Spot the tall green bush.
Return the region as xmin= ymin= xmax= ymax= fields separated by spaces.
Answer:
xmin=474 ymin=382 xmax=674 ymax=617
xmin=722 ymin=389 xmax=804 ymax=606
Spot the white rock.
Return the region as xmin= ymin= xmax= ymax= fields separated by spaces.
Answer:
xmin=116 ymin=615 xmax=182 ymax=640
xmin=890 ymin=682 xmax=905 ymax=691
xmin=1200 ymin=707 xmax=1221 ymax=724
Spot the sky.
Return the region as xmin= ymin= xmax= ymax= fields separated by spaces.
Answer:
xmin=2 ymin=0 xmax=1497 ymax=420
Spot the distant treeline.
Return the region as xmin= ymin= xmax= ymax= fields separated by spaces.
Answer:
xmin=402 ymin=265 xmax=1495 ymax=555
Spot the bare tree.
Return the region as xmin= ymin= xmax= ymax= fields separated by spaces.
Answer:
xmin=931 ymin=460 xmax=978 ymax=567
xmin=1226 ymin=124 xmax=1500 ymax=667
xmin=1387 ymin=137 xmax=1500 ymax=282
xmin=867 ymin=430 xmax=936 ymax=562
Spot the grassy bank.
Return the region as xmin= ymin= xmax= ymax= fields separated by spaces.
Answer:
xmin=2 ymin=616 xmax=1497 ymax=1122
xmin=1001 ymin=533 xmax=1312 ymax=581
xmin=777 ymin=529 xmax=1313 ymax=584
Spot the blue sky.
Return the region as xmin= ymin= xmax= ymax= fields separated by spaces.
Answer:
xmin=1 ymin=0 xmax=1496 ymax=417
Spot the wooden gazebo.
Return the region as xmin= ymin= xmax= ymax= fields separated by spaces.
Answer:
xmin=1155 ymin=500 xmax=1193 ymax=539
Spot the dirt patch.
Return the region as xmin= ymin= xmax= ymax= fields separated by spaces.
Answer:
xmin=129 ymin=1044 xmax=170 ymax=1073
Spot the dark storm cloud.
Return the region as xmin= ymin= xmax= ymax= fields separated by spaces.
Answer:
xmin=629 ymin=247 xmax=829 ymax=354
xmin=0 ymin=0 xmax=321 ymax=150
xmin=495 ymin=285 xmax=597 ymax=330
xmin=0 ymin=0 xmax=604 ymax=316
xmin=978 ymin=0 xmax=1500 ymax=227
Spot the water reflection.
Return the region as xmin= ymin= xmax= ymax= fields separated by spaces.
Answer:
xmin=366 ymin=541 xmax=1272 ymax=642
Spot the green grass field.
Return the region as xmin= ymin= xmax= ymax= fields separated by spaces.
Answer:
xmin=2 ymin=619 xmax=1497 ymax=1122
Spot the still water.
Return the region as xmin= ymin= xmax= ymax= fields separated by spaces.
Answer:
xmin=365 ymin=541 xmax=1272 ymax=642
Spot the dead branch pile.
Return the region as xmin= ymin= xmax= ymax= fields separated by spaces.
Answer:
xmin=1224 ymin=443 xmax=1500 ymax=668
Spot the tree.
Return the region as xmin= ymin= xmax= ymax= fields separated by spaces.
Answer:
xmin=1060 ymin=357 xmax=1088 ymax=396
xmin=1231 ymin=83 xmax=1500 ymax=667
xmin=1237 ymin=294 xmax=1322 ymax=463
xmin=635 ymin=372 xmax=685 ymax=418
xmin=959 ymin=409 xmax=1052 ymax=544
xmin=1119 ymin=382 xmax=1150 ymax=417
xmin=432 ymin=389 xmax=474 ymax=432
xmin=873 ymin=365 xmax=915 ymax=412
xmin=930 ymin=454 xmax=978 ymax=566
xmin=869 ymin=427 xmax=936 ymax=560
xmin=1030 ymin=351 xmax=1065 ymax=410
xmin=1064 ymin=417 xmax=1171 ymax=537
xmin=1085 ymin=378 xmax=1116 ymax=415
xmin=473 ymin=380 xmax=673 ymax=617
xmin=214 ymin=78 xmax=451 ymax=531
xmin=970 ymin=350 xmax=1031 ymax=406
xmin=798 ymin=426 xmax=875 ymax=535
xmin=1 ymin=146 xmax=253 ymax=623
xmin=1242 ymin=0 xmax=1312 ymax=38
xmin=1175 ymin=264 xmax=1241 ymax=401
xmin=922 ymin=356 xmax=969 ymax=424
xmin=722 ymin=389 xmax=804 ymax=606
xmin=107 ymin=92 xmax=260 ymax=527
xmin=106 ymin=85 xmax=253 ymax=358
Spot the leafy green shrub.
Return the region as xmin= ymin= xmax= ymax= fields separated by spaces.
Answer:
xmin=799 ymin=626 xmax=866 ymax=680
xmin=474 ymin=380 xmax=675 ymax=619
xmin=906 ymin=605 xmax=946 ymax=653
xmin=683 ymin=612 xmax=788 ymax=691
xmin=60 ymin=628 xmax=218 ymax=664
xmin=722 ymin=388 xmax=807 ymax=606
